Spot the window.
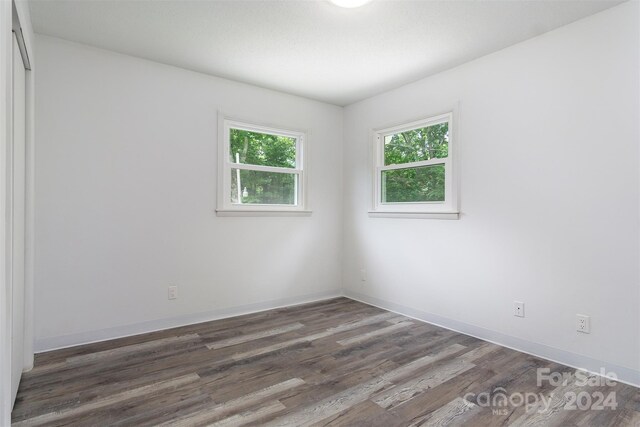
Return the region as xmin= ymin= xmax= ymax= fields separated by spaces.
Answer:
xmin=371 ymin=113 xmax=458 ymax=218
xmin=217 ymin=118 xmax=308 ymax=215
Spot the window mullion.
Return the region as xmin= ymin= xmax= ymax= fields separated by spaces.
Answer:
xmin=381 ymin=158 xmax=447 ymax=171
xmin=229 ymin=162 xmax=301 ymax=174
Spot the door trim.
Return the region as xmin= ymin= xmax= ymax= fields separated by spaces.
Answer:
xmin=1 ymin=0 xmax=34 ymax=423
xmin=11 ymin=2 xmax=30 ymax=71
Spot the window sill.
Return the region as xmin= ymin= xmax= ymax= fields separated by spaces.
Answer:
xmin=368 ymin=211 xmax=459 ymax=220
xmin=216 ymin=209 xmax=312 ymax=217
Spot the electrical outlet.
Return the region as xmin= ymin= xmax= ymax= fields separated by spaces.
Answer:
xmin=514 ymin=301 xmax=524 ymax=317
xmin=360 ymin=269 xmax=367 ymax=282
xmin=577 ymin=314 xmax=590 ymax=333
xmin=168 ymin=285 xmax=178 ymax=300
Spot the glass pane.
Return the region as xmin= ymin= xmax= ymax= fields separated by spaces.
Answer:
xmin=382 ymin=164 xmax=445 ymax=203
xmin=230 ymin=128 xmax=296 ymax=168
xmin=231 ymin=169 xmax=297 ymax=205
xmin=384 ymin=122 xmax=448 ymax=166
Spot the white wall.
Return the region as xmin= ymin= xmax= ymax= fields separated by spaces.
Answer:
xmin=34 ymin=35 xmax=343 ymax=350
xmin=343 ymin=1 xmax=640 ymax=385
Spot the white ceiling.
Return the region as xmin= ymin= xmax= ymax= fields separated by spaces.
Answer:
xmin=29 ymin=0 xmax=622 ymax=106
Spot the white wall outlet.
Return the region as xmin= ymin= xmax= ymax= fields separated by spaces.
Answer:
xmin=168 ymin=285 xmax=178 ymax=300
xmin=514 ymin=301 xmax=525 ymax=317
xmin=360 ymin=269 xmax=367 ymax=282
xmin=577 ymin=314 xmax=590 ymax=333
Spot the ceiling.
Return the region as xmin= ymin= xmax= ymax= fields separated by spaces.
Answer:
xmin=29 ymin=0 xmax=622 ymax=106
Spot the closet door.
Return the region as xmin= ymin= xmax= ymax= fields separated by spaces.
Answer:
xmin=11 ymin=31 xmax=26 ymax=405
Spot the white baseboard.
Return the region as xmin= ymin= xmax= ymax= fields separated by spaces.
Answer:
xmin=344 ymin=290 xmax=640 ymax=388
xmin=34 ymin=290 xmax=343 ymax=353
xmin=34 ymin=288 xmax=640 ymax=389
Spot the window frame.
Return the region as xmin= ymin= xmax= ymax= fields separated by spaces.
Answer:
xmin=370 ymin=112 xmax=459 ymax=218
xmin=216 ymin=116 xmax=310 ymax=215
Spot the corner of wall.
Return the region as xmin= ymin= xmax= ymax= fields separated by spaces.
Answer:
xmin=343 ymin=290 xmax=640 ymax=388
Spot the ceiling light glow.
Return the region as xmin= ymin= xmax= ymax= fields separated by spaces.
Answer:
xmin=329 ymin=0 xmax=372 ymax=8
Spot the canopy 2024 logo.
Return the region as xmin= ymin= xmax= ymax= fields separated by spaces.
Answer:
xmin=463 ymin=368 xmax=618 ymax=416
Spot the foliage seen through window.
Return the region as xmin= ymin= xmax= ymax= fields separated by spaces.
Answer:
xmin=229 ymin=128 xmax=298 ymax=205
xmin=382 ymin=122 xmax=448 ymax=203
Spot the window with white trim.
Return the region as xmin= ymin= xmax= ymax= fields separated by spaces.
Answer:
xmin=372 ymin=113 xmax=458 ymax=217
xmin=218 ymin=118 xmax=308 ymax=214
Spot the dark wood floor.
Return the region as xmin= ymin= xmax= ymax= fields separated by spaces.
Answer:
xmin=12 ymin=298 xmax=640 ymax=426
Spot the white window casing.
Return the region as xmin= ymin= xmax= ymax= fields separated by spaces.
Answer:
xmin=216 ymin=114 xmax=310 ymax=216
xmin=370 ymin=112 xmax=459 ymax=219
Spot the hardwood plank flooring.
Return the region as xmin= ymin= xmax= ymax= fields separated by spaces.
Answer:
xmin=12 ymin=298 xmax=640 ymax=426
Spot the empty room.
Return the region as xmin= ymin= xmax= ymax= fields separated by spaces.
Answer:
xmin=1 ymin=0 xmax=639 ymax=425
